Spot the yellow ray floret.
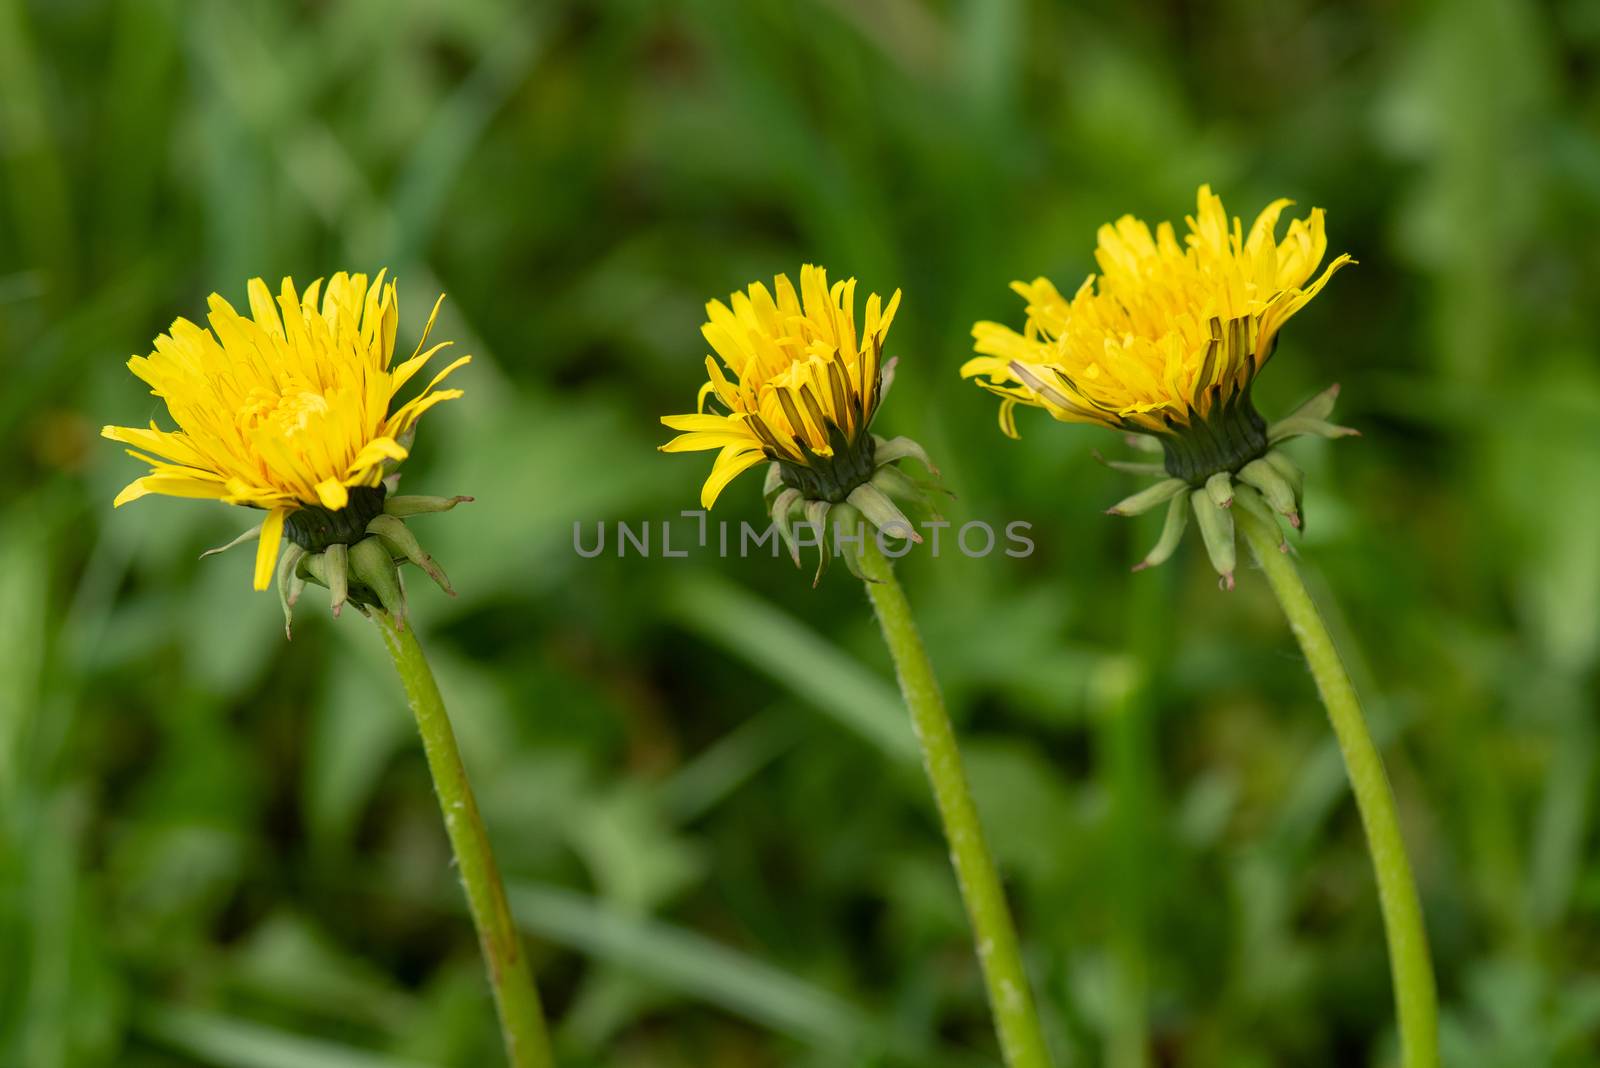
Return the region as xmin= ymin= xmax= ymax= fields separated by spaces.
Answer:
xmin=964 ymin=185 xmax=1353 ymax=436
xmin=103 ymin=270 xmax=469 ymax=590
xmin=660 ymin=264 xmax=901 ymax=508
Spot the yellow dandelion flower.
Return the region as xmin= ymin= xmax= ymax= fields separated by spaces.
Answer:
xmin=966 ymin=186 xmax=1359 ymax=587
xmin=661 ymin=264 xmax=901 ymax=507
xmin=103 ymin=270 xmax=469 ymax=594
xmin=661 ymin=264 xmax=942 ymax=579
xmin=965 ymin=185 xmax=1352 ymax=456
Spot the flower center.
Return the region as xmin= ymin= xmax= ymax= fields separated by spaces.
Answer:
xmin=240 ymin=386 xmax=336 ymax=435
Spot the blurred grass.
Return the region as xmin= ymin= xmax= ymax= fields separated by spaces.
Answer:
xmin=3 ymin=0 xmax=1600 ymax=1065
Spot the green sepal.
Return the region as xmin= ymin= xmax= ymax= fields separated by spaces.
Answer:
xmin=1123 ymin=433 xmax=1165 ymax=455
xmin=847 ymin=483 xmax=921 ymax=543
xmin=1263 ymin=449 xmax=1304 ymax=501
xmin=872 ymin=434 xmax=938 ymax=475
xmin=804 ymin=499 xmax=833 ymax=587
xmin=763 ymin=430 xmax=945 ymax=584
xmin=368 ymin=514 xmax=454 ymax=596
xmin=1262 ymin=449 xmax=1306 ymax=530
xmin=770 ymin=487 xmax=804 ymax=568
xmin=869 ymin=463 xmax=917 ymax=499
xmin=295 ymin=549 xmax=336 ymax=595
xmin=1267 ymin=384 xmax=1357 ymax=444
xmin=1133 ymin=493 xmax=1189 ymax=572
xmin=872 ymin=433 xmax=952 ymax=529
xmin=201 ymin=524 xmax=261 ymax=559
xmin=349 ymin=535 xmax=405 ymax=626
xmin=877 ymin=356 xmax=899 ymax=407
xmin=1204 ymin=471 xmax=1234 ymax=510
xmin=284 ymin=561 xmax=308 ymax=624
xmin=1092 ymin=449 xmax=1166 ymax=477
xmin=324 ymin=543 xmax=350 ymax=617
xmin=296 ymin=551 xmax=328 ymax=589
xmin=1238 ymin=458 xmax=1301 ymax=529
xmin=1281 ymin=382 xmax=1341 ymax=423
xmin=1107 ymin=477 xmax=1188 ymax=517
xmin=382 ymin=494 xmax=474 ymax=517
xmin=1268 ymin=416 xmax=1359 ymax=445
xmin=276 ymin=543 xmax=307 ymax=639
xmin=829 ymin=502 xmax=870 ymax=582
xmin=1190 ymin=487 xmax=1236 ymax=590
xmin=1233 ymin=484 xmax=1289 ymax=555
xmin=879 ymin=468 xmax=950 ymax=527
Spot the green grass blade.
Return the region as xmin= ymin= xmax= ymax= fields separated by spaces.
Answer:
xmin=136 ymin=1006 xmax=438 ymax=1068
xmin=662 ymin=572 xmax=916 ymax=763
xmin=505 ymin=881 xmax=873 ymax=1050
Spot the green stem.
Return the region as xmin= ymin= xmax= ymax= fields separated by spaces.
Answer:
xmin=1234 ymin=506 xmax=1438 ymax=1068
xmin=374 ymin=614 xmax=555 ymax=1068
xmin=855 ymin=539 xmax=1054 ymax=1068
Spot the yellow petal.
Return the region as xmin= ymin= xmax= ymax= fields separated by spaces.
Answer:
xmin=389 ymin=341 xmax=452 ymax=393
xmin=700 ymin=445 xmax=765 ymax=510
xmin=346 ymin=436 xmax=409 ymax=474
xmin=661 ymin=413 xmax=739 ymax=433
xmin=701 ymin=356 xmax=739 ymax=411
xmin=253 ymin=507 xmax=289 ymax=591
xmin=315 ymin=478 xmax=349 ymax=510
xmin=112 ymin=475 xmax=231 ymax=507
xmin=1245 ymin=198 xmax=1294 ymax=253
xmin=388 ymin=388 xmax=464 ymax=434
xmin=248 ymin=277 xmax=285 ymax=340
xmin=959 ymin=353 xmax=1018 ymax=381
xmin=876 ymin=288 xmax=902 ymax=338
xmin=998 ymin=398 xmax=1019 ymax=439
xmin=661 ymin=430 xmax=757 ymax=453
xmin=408 ymin=293 xmax=446 ymax=362
xmin=101 ymin=423 xmax=206 ymax=467
xmin=412 ymin=353 xmax=472 ymax=396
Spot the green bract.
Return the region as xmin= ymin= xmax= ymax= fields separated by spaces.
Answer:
xmin=762 ymin=433 xmax=947 ymax=585
xmin=1104 ymin=383 xmax=1357 ymax=589
xmin=203 ymin=487 xmax=471 ymax=635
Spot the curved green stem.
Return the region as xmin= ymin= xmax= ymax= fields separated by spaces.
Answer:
xmin=855 ymin=538 xmax=1054 ymax=1068
xmin=1234 ymin=506 xmax=1438 ymax=1067
xmin=374 ymin=614 xmax=554 ymax=1068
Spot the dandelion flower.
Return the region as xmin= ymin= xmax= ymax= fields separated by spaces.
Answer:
xmin=661 ymin=264 xmax=942 ymax=579
xmin=104 ymin=270 xmax=471 ymax=628
xmin=965 ymin=185 xmax=1358 ymax=586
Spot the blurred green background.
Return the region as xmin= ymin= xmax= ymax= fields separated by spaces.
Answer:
xmin=4 ymin=0 xmax=1600 ymax=1065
